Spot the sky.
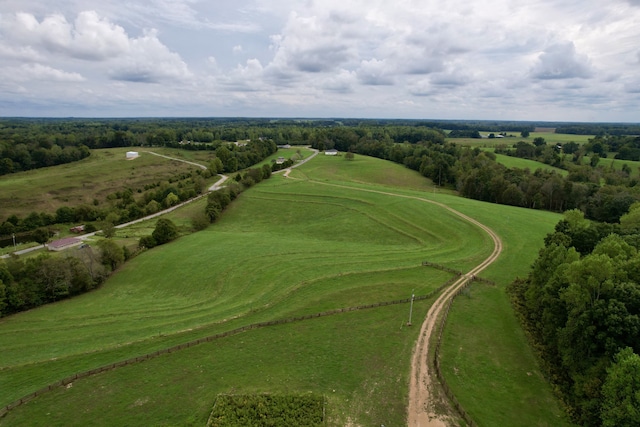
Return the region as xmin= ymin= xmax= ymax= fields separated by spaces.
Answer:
xmin=0 ymin=0 xmax=639 ymax=121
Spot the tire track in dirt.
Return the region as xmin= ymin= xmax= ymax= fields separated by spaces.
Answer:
xmin=307 ymin=181 xmax=502 ymax=426
xmin=407 ymin=204 xmax=502 ymax=426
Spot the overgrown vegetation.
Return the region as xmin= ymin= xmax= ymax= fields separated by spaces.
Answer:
xmin=0 ymin=244 xmax=115 ymax=316
xmin=207 ymin=394 xmax=324 ymax=427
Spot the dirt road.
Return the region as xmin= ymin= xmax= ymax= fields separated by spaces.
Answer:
xmin=306 ymin=180 xmax=503 ymax=426
xmin=407 ymin=204 xmax=503 ymax=426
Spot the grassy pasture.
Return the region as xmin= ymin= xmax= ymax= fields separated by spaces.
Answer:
xmin=0 ymin=154 xmax=568 ymax=426
xmin=434 ymin=195 xmax=574 ymax=425
xmin=529 ymin=132 xmax=592 ymax=144
xmin=1 ymin=156 xmax=487 ymax=426
xmin=490 ymin=151 xmax=568 ymax=176
xmin=449 ymin=132 xmax=592 ymax=148
xmin=583 ymin=155 xmax=640 ymax=174
xmin=0 ymin=148 xmax=203 ymax=220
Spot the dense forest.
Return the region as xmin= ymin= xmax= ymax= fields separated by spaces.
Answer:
xmin=509 ymin=208 xmax=640 ymax=426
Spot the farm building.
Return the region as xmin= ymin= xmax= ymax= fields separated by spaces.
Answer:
xmin=126 ymin=151 xmax=139 ymax=159
xmin=47 ymin=237 xmax=83 ymax=252
xmin=69 ymin=225 xmax=85 ymax=233
xmin=325 ymin=149 xmax=339 ymax=156
xmin=276 ymin=157 xmax=286 ymax=164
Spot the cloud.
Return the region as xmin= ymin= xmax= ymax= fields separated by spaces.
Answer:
xmin=126 ymin=0 xmax=261 ymax=32
xmin=1 ymin=10 xmax=191 ymax=84
xmin=322 ymin=69 xmax=356 ymax=93
xmin=109 ymin=29 xmax=191 ymax=83
xmin=430 ymin=71 xmax=471 ymax=88
xmin=357 ymin=59 xmax=394 ymax=85
xmin=530 ymin=42 xmax=594 ymax=80
xmin=0 ymin=1 xmax=639 ymax=120
xmin=0 ymin=44 xmax=43 ymax=62
xmin=266 ymin=12 xmax=356 ymax=75
xmin=1 ymin=63 xmax=85 ymax=82
xmin=4 ymin=11 xmax=130 ymax=60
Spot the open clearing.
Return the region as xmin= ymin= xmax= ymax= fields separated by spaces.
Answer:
xmin=1 ymin=154 xmax=566 ymax=426
xmin=490 ymin=151 xmax=568 ymax=176
xmin=0 ymin=147 xmax=202 ymax=219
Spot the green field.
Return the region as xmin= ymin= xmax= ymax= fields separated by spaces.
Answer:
xmin=0 ymin=148 xmax=204 ymax=219
xmin=449 ymin=131 xmax=593 ymax=148
xmin=0 ymin=154 xmax=567 ymax=425
xmin=583 ymin=154 xmax=640 ymax=174
xmin=491 ymin=151 xmax=568 ymax=176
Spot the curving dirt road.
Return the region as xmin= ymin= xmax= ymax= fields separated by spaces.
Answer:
xmin=407 ymin=203 xmax=503 ymax=426
xmin=306 ymin=181 xmax=503 ymax=426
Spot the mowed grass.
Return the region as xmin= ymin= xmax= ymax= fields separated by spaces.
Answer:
xmin=449 ymin=131 xmax=592 ymax=148
xmin=0 ymin=148 xmax=203 ymax=219
xmin=435 ymin=196 xmax=574 ymax=425
xmin=490 ymin=151 xmax=568 ymax=176
xmin=0 ymin=155 xmax=487 ymax=426
xmin=0 ymin=154 xmax=569 ymax=426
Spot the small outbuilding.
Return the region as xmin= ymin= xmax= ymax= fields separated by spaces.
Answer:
xmin=126 ymin=151 xmax=139 ymax=159
xmin=69 ymin=225 xmax=85 ymax=233
xmin=325 ymin=149 xmax=339 ymax=156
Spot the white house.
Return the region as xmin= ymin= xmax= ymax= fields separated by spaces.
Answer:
xmin=126 ymin=151 xmax=139 ymax=159
xmin=325 ymin=149 xmax=339 ymax=156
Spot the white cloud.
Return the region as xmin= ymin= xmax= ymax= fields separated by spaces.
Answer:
xmin=322 ymin=69 xmax=356 ymax=93
xmin=530 ymin=42 xmax=594 ymax=80
xmin=0 ymin=44 xmax=43 ymax=62
xmin=109 ymin=29 xmax=191 ymax=83
xmin=4 ymin=11 xmax=130 ymax=60
xmin=1 ymin=63 xmax=85 ymax=82
xmin=357 ymin=58 xmax=394 ymax=86
xmin=0 ymin=1 xmax=639 ymax=120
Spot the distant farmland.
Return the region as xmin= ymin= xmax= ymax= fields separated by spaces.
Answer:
xmin=0 ymin=148 xmax=203 ymax=219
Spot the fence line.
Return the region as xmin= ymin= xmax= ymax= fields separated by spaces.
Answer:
xmin=432 ymin=278 xmax=479 ymax=427
xmin=0 ymin=264 xmax=464 ymax=419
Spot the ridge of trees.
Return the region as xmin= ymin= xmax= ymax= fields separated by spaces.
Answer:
xmin=508 ymin=208 xmax=640 ymax=426
xmin=308 ymin=128 xmax=640 ymax=223
xmin=3 ymin=118 xmax=640 ymax=241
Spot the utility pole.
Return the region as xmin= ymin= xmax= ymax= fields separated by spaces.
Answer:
xmin=12 ymin=233 xmax=16 ymax=251
xmin=407 ymin=290 xmax=415 ymax=326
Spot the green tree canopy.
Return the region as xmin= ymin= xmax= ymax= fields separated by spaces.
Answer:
xmin=601 ymin=347 xmax=640 ymax=427
xmin=152 ymin=218 xmax=178 ymax=245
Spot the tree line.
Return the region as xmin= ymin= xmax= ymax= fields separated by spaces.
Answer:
xmin=0 ymin=139 xmax=90 ymax=175
xmin=508 ymin=208 xmax=640 ymax=426
xmin=309 ymin=129 xmax=640 ymax=223
xmin=0 ymin=238 xmax=129 ymax=316
xmin=0 ymin=159 xmax=278 ymax=317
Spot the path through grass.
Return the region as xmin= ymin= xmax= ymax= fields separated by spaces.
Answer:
xmin=1 ymin=154 xmax=569 ymax=426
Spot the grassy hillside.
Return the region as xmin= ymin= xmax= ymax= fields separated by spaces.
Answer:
xmin=490 ymin=151 xmax=568 ymax=176
xmin=0 ymin=154 xmax=569 ymax=426
xmin=0 ymin=148 xmax=203 ymax=219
